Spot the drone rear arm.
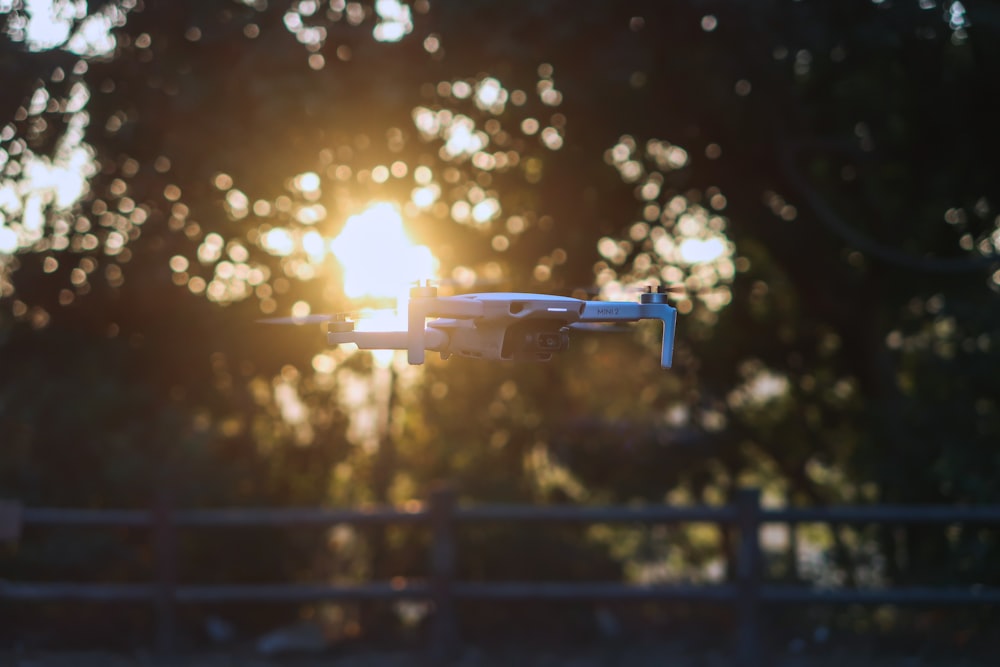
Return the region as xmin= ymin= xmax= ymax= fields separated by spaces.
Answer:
xmin=407 ymin=297 xmax=483 ymax=364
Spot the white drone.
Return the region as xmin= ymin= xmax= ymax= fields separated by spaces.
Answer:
xmin=272 ymin=284 xmax=678 ymax=368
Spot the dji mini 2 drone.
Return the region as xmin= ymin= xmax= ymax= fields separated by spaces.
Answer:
xmin=321 ymin=284 xmax=677 ymax=368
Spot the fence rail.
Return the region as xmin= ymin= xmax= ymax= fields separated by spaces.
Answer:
xmin=3 ymin=488 xmax=1000 ymax=667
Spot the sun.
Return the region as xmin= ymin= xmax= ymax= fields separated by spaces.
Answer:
xmin=330 ymin=202 xmax=438 ymax=304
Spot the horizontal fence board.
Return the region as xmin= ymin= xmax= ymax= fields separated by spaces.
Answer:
xmin=8 ymin=580 xmax=999 ymax=606
xmin=22 ymin=504 xmax=1000 ymax=529
xmin=0 ymin=581 xmax=431 ymax=603
xmin=455 ymin=505 xmax=738 ymax=523
xmin=175 ymin=582 xmax=432 ymax=603
xmin=172 ymin=507 xmax=428 ymax=527
xmin=761 ymin=585 xmax=1000 ymax=605
xmin=0 ymin=581 xmax=155 ymax=601
xmin=763 ymin=506 xmax=1000 ymax=524
xmin=20 ymin=507 xmax=429 ymax=528
xmin=452 ymin=581 xmax=739 ymax=601
xmin=21 ymin=508 xmax=152 ymax=526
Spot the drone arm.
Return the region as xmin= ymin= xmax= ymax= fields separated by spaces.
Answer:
xmin=579 ymin=301 xmax=678 ymax=368
xmin=328 ymin=328 xmax=449 ymax=356
xmin=579 ymin=302 xmax=643 ymax=322
xmin=407 ymin=297 xmax=484 ymax=364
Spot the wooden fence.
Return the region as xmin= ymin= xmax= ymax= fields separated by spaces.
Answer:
xmin=4 ymin=487 xmax=1000 ymax=667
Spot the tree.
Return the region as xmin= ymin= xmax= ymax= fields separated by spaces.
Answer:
xmin=3 ymin=0 xmax=1000 ymax=646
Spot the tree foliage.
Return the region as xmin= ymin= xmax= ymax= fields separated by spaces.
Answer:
xmin=2 ymin=0 xmax=1000 ymax=645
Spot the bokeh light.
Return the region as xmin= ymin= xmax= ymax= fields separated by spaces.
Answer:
xmin=596 ymin=135 xmax=736 ymax=318
xmin=3 ymin=0 xmax=130 ymax=56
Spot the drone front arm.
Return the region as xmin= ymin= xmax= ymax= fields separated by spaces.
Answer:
xmin=579 ymin=301 xmax=678 ymax=368
xmin=579 ymin=301 xmax=644 ymax=323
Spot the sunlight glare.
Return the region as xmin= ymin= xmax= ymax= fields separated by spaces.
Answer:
xmin=330 ymin=202 xmax=437 ymax=301
xmin=370 ymin=348 xmax=397 ymax=367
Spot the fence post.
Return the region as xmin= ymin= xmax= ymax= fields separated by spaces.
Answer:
xmin=152 ymin=491 xmax=177 ymax=654
xmin=0 ymin=499 xmax=21 ymax=543
xmin=428 ymin=483 xmax=458 ymax=663
xmin=736 ymin=488 xmax=762 ymax=667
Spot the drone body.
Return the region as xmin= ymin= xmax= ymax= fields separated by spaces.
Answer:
xmin=325 ymin=286 xmax=678 ymax=368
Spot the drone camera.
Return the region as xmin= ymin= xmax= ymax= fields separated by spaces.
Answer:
xmin=498 ymin=319 xmax=570 ymax=361
xmin=535 ymin=331 xmax=568 ymax=352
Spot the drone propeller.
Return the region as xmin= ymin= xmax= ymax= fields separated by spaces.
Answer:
xmin=257 ymin=314 xmax=339 ymax=326
xmin=258 ymin=307 xmax=406 ymax=326
xmin=631 ymin=284 xmax=687 ymax=294
xmin=413 ymin=276 xmax=508 ymax=295
xmin=574 ymin=284 xmax=687 ymax=302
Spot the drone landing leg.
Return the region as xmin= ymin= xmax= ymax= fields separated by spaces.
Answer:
xmin=654 ymin=309 xmax=677 ymax=368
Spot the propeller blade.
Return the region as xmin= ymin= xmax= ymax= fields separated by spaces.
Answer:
xmin=257 ymin=307 xmax=402 ymax=326
xmin=415 ymin=276 xmax=507 ymax=294
xmin=628 ymin=284 xmax=687 ymax=294
xmin=257 ymin=314 xmax=336 ymax=325
xmin=576 ymin=284 xmax=687 ymax=301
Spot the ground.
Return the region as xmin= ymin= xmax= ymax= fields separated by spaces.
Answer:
xmin=1 ymin=644 xmax=996 ymax=667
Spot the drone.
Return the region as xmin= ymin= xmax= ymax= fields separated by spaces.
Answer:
xmin=331 ymin=284 xmax=678 ymax=368
xmin=266 ymin=284 xmax=678 ymax=368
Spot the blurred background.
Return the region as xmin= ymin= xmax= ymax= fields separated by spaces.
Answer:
xmin=1 ymin=0 xmax=999 ymax=663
